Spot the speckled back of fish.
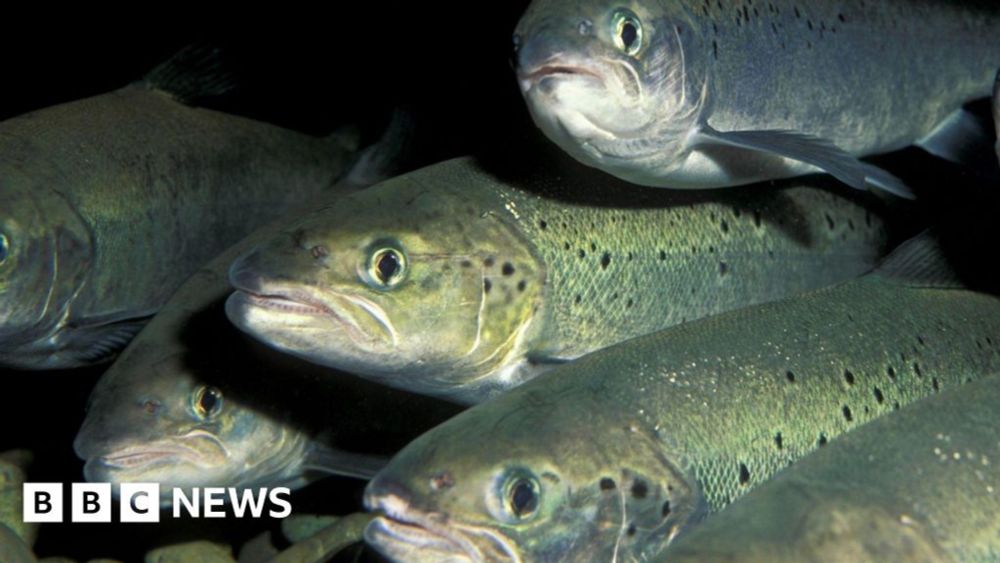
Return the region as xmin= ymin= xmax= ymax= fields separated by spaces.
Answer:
xmin=363 ymin=236 xmax=1000 ymax=561
xmin=688 ymin=0 xmax=998 ymax=152
xmin=500 ymin=165 xmax=889 ymax=362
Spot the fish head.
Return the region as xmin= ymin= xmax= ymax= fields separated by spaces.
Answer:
xmin=514 ymin=1 xmax=704 ymax=179
xmin=0 ymin=167 xmax=93 ymax=367
xmin=364 ymin=383 xmax=702 ymax=561
xmin=74 ymin=350 xmax=308 ymax=502
xmin=226 ymin=173 xmax=545 ymax=398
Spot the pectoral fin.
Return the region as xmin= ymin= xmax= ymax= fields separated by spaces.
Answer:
xmin=692 ymin=125 xmax=914 ymax=199
xmin=916 ymin=104 xmax=996 ymax=169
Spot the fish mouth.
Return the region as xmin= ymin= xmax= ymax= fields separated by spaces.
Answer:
xmin=87 ymin=432 xmax=229 ymax=478
xmin=517 ymin=60 xmax=604 ymax=92
xmin=365 ymin=493 xmax=480 ymax=562
xmin=228 ymin=276 xmax=398 ymax=347
xmin=365 ymin=489 xmax=521 ymax=562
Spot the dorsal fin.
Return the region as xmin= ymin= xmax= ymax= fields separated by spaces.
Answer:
xmin=873 ymin=230 xmax=964 ymax=289
xmin=142 ymin=44 xmax=236 ymax=104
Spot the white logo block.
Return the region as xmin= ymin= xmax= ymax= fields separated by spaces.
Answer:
xmin=71 ymin=483 xmax=112 ymax=522
xmin=23 ymin=483 xmax=63 ymax=523
xmin=120 ymin=483 xmax=160 ymax=523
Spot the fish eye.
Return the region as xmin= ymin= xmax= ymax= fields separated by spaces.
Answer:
xmin=612 ymin=10 xmax=643 ymax=56
xmin=0 ymin=232 xmax=9 ymax=264
xmin=192 ymin=386 xmax=223 ymax=419
xmin=504 ymin=474 xmax=540 ymax=520
xmin=366 ymin=245 xmax=407 ymax=289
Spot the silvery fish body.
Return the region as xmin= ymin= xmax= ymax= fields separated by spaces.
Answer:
xmin=363 ymin=238 xmax=1000 ymax=562
xmin=662 ymin=373 xmax=1000 ymax=563
xmin=74 ymin=199 xmax=462 ymax=504
xmin=226 ymin=155 xmax=889 ymax=404
xmin=515 ymin=0 xmax=1000 ymax=196
xmin=0 ymin=50 xmax=360 ymax=369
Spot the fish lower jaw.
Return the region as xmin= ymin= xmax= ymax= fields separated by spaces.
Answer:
xmin=234 ymin=290 xmax=331 ymax=318
xmin=366 ymin=515 xmax=474 ymax=563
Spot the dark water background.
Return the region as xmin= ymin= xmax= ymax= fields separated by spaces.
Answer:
xmin=2 ymin=5 xmax=1000 ymax=561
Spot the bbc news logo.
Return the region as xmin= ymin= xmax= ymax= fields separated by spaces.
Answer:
xmin=23 ymin=483 xmax=292 ymax=523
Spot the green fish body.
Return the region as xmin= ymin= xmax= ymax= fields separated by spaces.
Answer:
xmin=662 ymin=373 xmax=1000 ymax=562
xmin=226 ymin=155 xmax=889 ymax=403
xmin=515 ymin=0 xmax=1000 ymax=197
xmin=363 ymin=237 xmax=1000 ymax=562
xmin=0 ymin=51 xmax=360 ymax=369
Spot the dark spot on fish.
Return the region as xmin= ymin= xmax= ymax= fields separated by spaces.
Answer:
xmin=601 ymin=252 xmax=611 ymax=270
xmin=917 ymin=336 xmax=926 ymax=346
xmin=430 ymin=471 xmax=454 ymax=491
xmin=484 ymin=257 xmax=495 ymax=267
xmin=842 ymin=405 xmax=853 ymax=422
xmin=627 ymin=523 xmax=637 ymax=537
xmin=627 ymin=252 xmax=633 ymax=261
xmin=502 ymin=263 xmax=515 ymax=276
xmin=600 ymin=478 xmax=616 ymax=490
xmin=712 ymin=40 xmax=718 ymax=60
xmin=932 ymin=378 xmax=940 ymax=392
xmin=590 ymin=242 xmax=597 ymax=252
xmin=825 ymin=213 xmax=835 ymax=230
xmin=564 ymin=242 xmax=571 ymax=250
xmin=575 ymin=294 xmax=581 ymax=305
xmin=807 ymin=19 xmax=813 ymax=30
xmin=310 ymin=245 xmax=329 ymax=259
xmin=786 ymin=370 xmax=796 ymax=383
xmin=719 ymin=262 xmax=729 ymax=276
xmin=484 ymin=279 xmax=492 ymax=293
xmin=913 ymin=362 xmax=922 ymax=378
xmin=753 ymin=210 xmax=762 ymax=228
xmin=794 ymin=6 xmax=800 ymax=18
xmin=539 ymin=220 xmax=547 ymax=230
xmin=631 ymin=480 xmax=648 ymax=499
xmin=720 ymin=219 xmax=729 ymax=233
xmin=460 ymin=260 xmax=472 ymax=268
xmin=661 ymin=500 xmax=671 ymax=518
xmin=873 ymin=387 xmax=884 ymax=404
xmin=818 ymin=434 xmax=828 ymax=446
xmin=578 ymin=249 xmax=586 ymax=259
xmin=838 ymin=12 xmax=846 ymax=22
xmin=893 ymin=401 xmax=900 ymax=410
xmin=848 ymin=219 xmax=855 ymax=231
xmin=517 ymin=280 xmax=526 ymax=292
xmin=887 ymin=366 xmax=896 ymax=380
xmin=659 ymin=250 xmax=667 ymax=261
xmin=774 ymin=432 xmax=783 ymax=449
xmin=843 ymin=369 xmax=855 ymax=386
xmin=738 ymin=463 xmax=750 ymax=485
xmin=611 ymin=292 xmax=619 ymax=301
xmin=626 ymin=298 xmax=634 ymax=308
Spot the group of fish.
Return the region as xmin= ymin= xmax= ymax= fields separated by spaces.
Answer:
xmin=3 ymin=0 xmax=1000 ymax=561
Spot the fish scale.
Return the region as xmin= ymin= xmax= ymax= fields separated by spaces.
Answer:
xmin=363 ymin=240 xmax=1000 ymax=561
